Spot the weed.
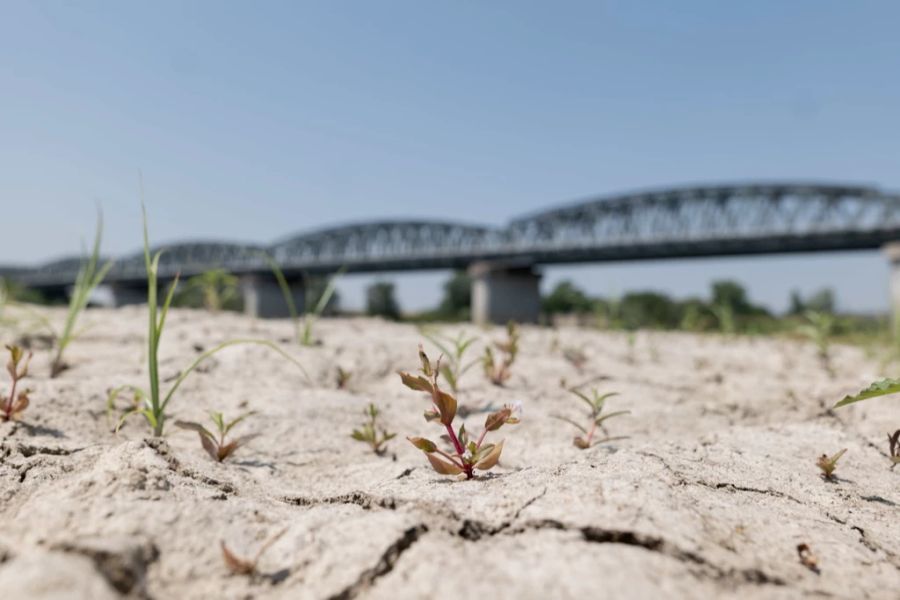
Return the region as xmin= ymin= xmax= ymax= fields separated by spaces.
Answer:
xmin=711 ymin=302 xmax=736 ymax=335
xmin=553 ymin=387 xmax=628 ymax=449
xmin=175 ymin=411 xmax=256 ymax=462
xmin=110 ymin=196 xmax=308 ymax=436
xmin=351 ymin=403 xmax=396 ymax=455
xmin=49 ymin=211 xmax=113 ymax=377
xmin=798 ymin=310 xmax=835 ymax=375
xmin=562 ymin=346 xmax=587 ymax=372
xmin=263 ymin=253 xmax=344 ymax=346
xmin=420 ymin=328 xmax=479 ymax=392
xmin=336 ymin=366 xmax=352 ymax=390
xmin=834 ymin=378 xmax=900 ymax=408
xmin=888 ymin=430 xmax=900 ymax=469
xmin=402 ymin=345 xmax=519 ymax=479
xmin=222 ymin=528 xmax=287 ymax=577
xmin=625 ymin=331 xmax=636 ymax=364
xmin=816 ymin=448 xmax=846 ymax=480
xmin=483 ymin=321 xmax=519 ymax=386
xmin=796 ymin=543 xmax=819 ymax=573
xmin=182 ymin=269 xmax=238 ymax=312
xmin=2 ymin=345 xmax=31 ymax=422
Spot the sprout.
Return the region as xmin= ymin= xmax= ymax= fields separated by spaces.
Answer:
xmin=351 ymin=403 xmax=396 ymax=456
xmin=816 ymin=448 xmax=846 ymax=480
xmin=483 ymin=321 xmax=519 ymax=386
xmin=420 ymin=328 xmax=479 ymax=393
xmin=2 ymin=345 xmax=32 ymax=422
xmin=401 ymin=345 xmax=520 ymax=479
xmin=175 ymin=411 xmax=256 ymax=462
xmin=553 ymin=387 xmax=628 ymax=449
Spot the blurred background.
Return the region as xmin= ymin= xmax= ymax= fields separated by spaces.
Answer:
xmin=1 ymin=1 xmax=899 ymax=331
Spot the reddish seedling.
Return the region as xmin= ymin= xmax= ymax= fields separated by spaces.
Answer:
xmin=175 ymin=411 xmax=256 ymax=462
xmin=816 ymin=448 xmax=846 ymax=480
xmin=351 ymin=403 xmax=396 ymax=456
xmin=887 ymin=430 xmax=899 ymax=469
xmin=336 ymin=366 xmax=352 ymax=390
xmin=2 ymin=345 xmax=32 ymax=422
xmin=222 ymin=528 xmax=287 ymax=577
xmin=483 ymin=321 xmax=519 ymax=386
xmin=553 ymin=387 xmax=628 ymax=449
xmin=402 ymin=345 xmax=520 ymax=479
xmin=562 ymin=346 xmax=588 ymax=372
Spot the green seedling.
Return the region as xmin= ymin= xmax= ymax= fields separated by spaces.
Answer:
xmin=562 ymin=346 xmax=587 ymax=372
xmin=711 ymin=302 xmax=736 ymax=335
xmin=798 ymin=310 xmax=835 ymax=375
xmin=420 ymin=328 xmax=479 ymax=393
xmin=222 ymin=528 xmax=287 ymax=577
xmin=2 ymin=345 xmax=32 ymax=422
xmin=483 ymin=321 xmax=519 ymax=386
xmin=816 ymin=448 xmax=846 ymax=480
xmin=625 ymin=331 xmax=636 ymax=364
xmin=183 ymin=269 xmax=238 ymax=312
xmin=49 ymin=211 xmax=113 ymax=377
xmin=351 ymin=403 xmax=396 ymax=455
xmin=263 ymin=253 xmax=344 ymax=347
xmin=888 ymin=430 xmax=900 ymax=469
xmin=402 ymin=345 xmax=520 ymax=479
xmin=175 ymin=411 xmax=256 ymax=462
xmin=336 ymin=366 xmax=352 ymax=389
xmin=110 ymin=196 xmax=308 ymax=436
xmin=553 ymin=388 xmax=628 ymax=449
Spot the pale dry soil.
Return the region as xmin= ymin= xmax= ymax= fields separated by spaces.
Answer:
xmin=0 ymin=306 xmax=898 ymax=600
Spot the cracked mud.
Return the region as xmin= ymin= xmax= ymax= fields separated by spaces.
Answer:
xmin=0 ymin=306 xmax=898 ymax=599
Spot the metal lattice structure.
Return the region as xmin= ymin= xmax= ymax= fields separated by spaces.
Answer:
xmin=12 ymin=182 xmax=900 ymax=287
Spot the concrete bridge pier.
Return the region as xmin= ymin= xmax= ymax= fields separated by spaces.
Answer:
xmin=240 ymin=274 xmax=305 ymax=319
xmin=469 ymin=261 xmax=542 ymax=325
xmin=884 ymin=243 xmax=900 ymax=335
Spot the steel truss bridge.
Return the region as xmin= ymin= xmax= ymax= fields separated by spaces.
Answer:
xmin=11 ymin=182 xmax=900 ymax=288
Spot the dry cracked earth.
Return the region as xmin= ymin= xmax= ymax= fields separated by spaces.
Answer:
xmin=0 ymin=306 xmax=898 ymax=599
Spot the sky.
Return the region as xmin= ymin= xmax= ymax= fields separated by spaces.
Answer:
xmin=1 ymin=1 xmax=899 ymax=313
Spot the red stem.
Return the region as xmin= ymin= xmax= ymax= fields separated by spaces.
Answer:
xmin=585 ymin=421 xmax=597 ymax=446
xmin=4 ymin=376 xmax=18 ymax=421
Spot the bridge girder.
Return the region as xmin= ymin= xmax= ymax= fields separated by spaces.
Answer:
xmin=11 ymin=182 xmax=900 ymax=287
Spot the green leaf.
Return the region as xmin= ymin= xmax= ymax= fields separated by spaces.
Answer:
xmin=474 ymin=440 xmax=504 ymax=471
xmin=426 ymin=452 xmax=464 ymax=475
xmin=399 ymin=372 xmax=433 ymax=394
xmin=594 ymin=410 xmax=630 ymax=426
xmin=835 ymin=378 xmax=900 ymax=408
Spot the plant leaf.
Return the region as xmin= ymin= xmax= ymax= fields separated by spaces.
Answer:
xmin=484 ymin=407 xmax=512 ymax=432
xmin=426 ymin=452 xmax=464 ymax=475
xmin=474 ymin=440 xmax=504 ymax=470
xmin=221 ymin=542 xmax=256 ymax=576
xmin=399 ymin=372 xmax=433 ymax=394
xmin=434 ymin=390 xmax=457 ymax=426
xmin=835 ymin=378 xmax=900 ymax=407
xmin=407 ymin=436 xmax=437 ymax=453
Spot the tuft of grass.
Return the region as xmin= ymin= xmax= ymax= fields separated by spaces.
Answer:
xmin=175 ymin=411 xmax=256 ymax=462
xmin=182 ymin=269 xmax=238 ymax=312
xmin=262 ymin=253 xmax=344 ymax=347
xmin=401 ymin=345 xmax=520 ymax=479
xmin=553 ymin=387 xmax=629 ymax=449
xmin=336 ymin=366 xmax=352 ymax=389
xmin=420 ymin=328 xmax=479 ymax=393
xmin=351 ymin=403 xmax=396 ymax=455
xmin=50 ymin=211 xmax=114 ymax=377
xmin=816 ymin=448 xmax=846 ymax=480
xmin=483 ymin=321 xmax=519 ymax=386
xmin=2 ymin=345 xmax=32 ymax=422
xmin=562 ymin=346 xmax=587 ymax=372
xmin=110 ymin=195 xmax=308 ymax=437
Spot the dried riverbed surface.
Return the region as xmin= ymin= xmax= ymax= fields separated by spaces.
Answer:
xmin=0 ymin=306 xmax=897 ymax=599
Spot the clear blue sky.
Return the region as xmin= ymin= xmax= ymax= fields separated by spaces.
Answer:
xmin=2 ymin=1 xmax=899 ymax=313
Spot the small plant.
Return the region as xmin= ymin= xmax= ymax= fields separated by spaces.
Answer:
xmin=175 ymin=411 xmax=256 ymax=462
xmin=182 ymin=269 xmax=238 ymax=312
xmin=336 ymin=366 xmax=352 ymax=389
xmin=796 ymin=543 xmax=819 ymax=573
xmin=420 ymin=328 xmax=479 ymax=393
xmin=2 ymin=345 xmax=31 ymax=422
xmin=351 ymin=403 xmax=396 ymax=455
xmin=798 ymin=310 xmax=835 ymax=375
xmin=711 ymin=302 xmax=736 ymax=335
xmin=483 ymin=321 xmax=519 ymax=386
xmin=816 ymin=448 xmax=846 ymax=480
xmin=49 ymin=211 xmax=113 ymax=377
xmin=562 ymin=346 xmax=587 ymax=372
xmin=888 ymin=430 xmax=900 ymax=469
xmin=263 ymin=253 xmax=344 ymax=347
xmin=221 ymin=528 xmax=287 ymax=577
xmin=110 ymin=196 xmax=308 ymax=436
xmin=625 ymin=331 xmax=637 ymax=364
xmin=553 ymin=387 xmax=628 ymax=449
xmin=401 ymin=346 xmax=520 ymax=479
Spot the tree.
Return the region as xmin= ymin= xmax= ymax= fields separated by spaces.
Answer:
xmin=438 ymin=271 xmax=471 ymax=319
xmin=542 ymin=280 xmax=593 ymax=314
xmin=619 ymin=292 xmax=680 ymax=329
xmin=366 ymin=281 xmax=400 ymax=320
